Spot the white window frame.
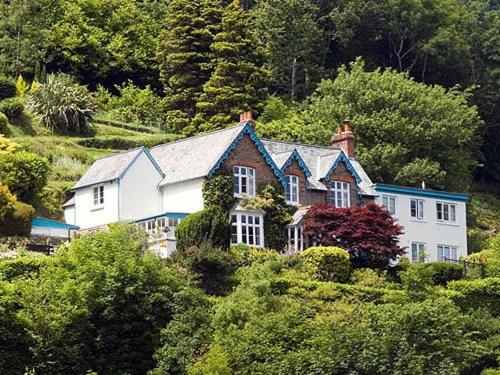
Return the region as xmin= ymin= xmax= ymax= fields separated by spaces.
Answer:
xmin=382 ymin=195 xmax=396 ymax=215
xmin=92 ymin=185 xmax=104 ymax=208
xmin=437 ymin=244 xmax=458 ymax=262
xmin=285 ymin=175 xmax=299 ymax=205
xmin=230 ymin=212 xmax=264 ymax=248
xmin=410 ymin=198 xmax=424 ymax=220
xmin=233 ymin=166 xmax=256 ymax=197
xmin=411 ymin=242 xmax=426 ymax=263
xmin=330 ymin=181 xmax=350 ymax=208
xmin=436 ymin=202 xmax=457 ymax=223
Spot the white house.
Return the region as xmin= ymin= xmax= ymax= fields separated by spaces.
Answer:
xmin=64 ymin=113 xmax=468 ymax=262
xmin=373 ymin=184 xmax=468 ymax=262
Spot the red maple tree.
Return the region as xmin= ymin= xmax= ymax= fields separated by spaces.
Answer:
xmin=302 ymin=202 xmax=405 ymax=267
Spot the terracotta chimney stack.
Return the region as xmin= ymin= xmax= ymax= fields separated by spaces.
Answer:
xmin=331 ymin=119 xmax=355 ymax=158
xmin=239 ymin=111 xmax=253 ymax=124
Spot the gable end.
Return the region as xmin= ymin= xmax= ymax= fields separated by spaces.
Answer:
xmin=323 ymin=151 xmax=362 ymax=183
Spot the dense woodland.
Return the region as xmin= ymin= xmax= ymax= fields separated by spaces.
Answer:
xmin=1 ymin=1 xmax=500 ymax=374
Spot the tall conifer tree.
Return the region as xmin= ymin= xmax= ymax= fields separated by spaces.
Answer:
xmin=193 ymin=0 xmax=269 ymax=132
xmin=159 ymin=0 xmax=222 ymax=131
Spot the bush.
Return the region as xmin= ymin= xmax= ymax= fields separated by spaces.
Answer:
xmin=0 ymin=150 xmax=49 ymax=203
xmin=425 ymin=262 xmax=463 ymax=286
xmin=0 ymin=183 xmax=16 ymax=222
xmin=77 ymin=133 xmax=182 ymax=149
xmin=0 ymin=98 xmax=24 ymax=120
xmin=301 ymin=246 xmax=350 ymax=282
xmin=26 ymin=73 xmax=96 ymax=134
xmin=0 ymin=201 xmax=35 ymax=237
xmin=0 ymin=135 xmax=19 ymax=156
xmin=448 ymin=278 xmax=500 ymax=316
xmin=229 ymin=244 xmax=279 ymax=266
xmin=350 ymin=268 xmax=389 ymax=288
xmin=175 ymin=206 xmax=231 ymax=251
xmin=0 ymin=112 xmax=8 ymax=133
xmin=202 ymin=173 xmax=235 ymax=211
xmin=171 ymin=244 xmax=239 ymax=295
xmin=0 ymin=76 xmax=17 ymax=99
xmin=0 ymin=256 xmax=49 ymax=281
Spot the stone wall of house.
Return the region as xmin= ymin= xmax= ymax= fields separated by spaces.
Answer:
xmin=282 ymin=159 xmax=309 ymax=206
xmin=221 ymin=133 xmax=282 ymax=190
xmin=327 ymin=161 xmax=359 ymax=206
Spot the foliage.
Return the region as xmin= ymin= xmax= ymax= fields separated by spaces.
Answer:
xmin=303 ymin=202 xmax=405 ymax=267
xmin=0 ymin=150 xmax=49 ymax=203
xmin=170 ymin=243 xmax=239 ymax=296
xmin=0 ymin=201 xmax=35 ymax=237
xmin=448 ymin=277 xmax=500 ymax=316
xmin=159 ymin=0 xmax=222 ymax=131
xmin=27 ymin=73 xmax=97 ymax=134
xmin=241 ymin=184 xmax=295 ymax=250
xmin=0 ymin=112 xmax=7 ymax=133
xmin=193 ymin=0 xmax=269 ymax=132
xmin=466 ymin=235 xmax=500 ymax=278
xmin=202 ymin=172 xmax=235 ymax=212
xmin=175 ymin=206 xmax=231 ymax=251
xmin=424 ymin=261 xmax=463 ymax=286
xmin=77 ymin=133 xmax=182 ymax=149
xmin=0 ymin=255 xmax=49 ymax=281
xmin=0 ymin=76 xmax=16 ymax=100
xmin=301 ymin=246 xmax=350 ymax=282
xmin=15 ymin=75 xmax=27 ymax=97
xmin=0 ymin=135 xmax=19 ymax=156
xmin=0 ymin=97 xmax=24 ymax=120
xmin=0 ymin=182 xmax=15 ymax=222
xmin=229 ymin=244 xmax=279 ymax=267
xmin=350 ymin=267 xmax=390 ymax=288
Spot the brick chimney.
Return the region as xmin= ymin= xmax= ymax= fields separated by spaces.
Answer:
xmin=239 ymin=111 xmax=254 ymax=126
xmin=331 ymin=120 xmax=355 ymax=158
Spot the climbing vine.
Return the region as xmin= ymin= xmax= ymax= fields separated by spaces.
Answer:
xmin=202 ymin=171 xmax=235 ymax=212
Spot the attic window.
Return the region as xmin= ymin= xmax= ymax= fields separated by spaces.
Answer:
xmin=233 ymin=166 xmax=255 ymax=197
xmin=93 ymin=185 xmax=104 ymax=208
xmin=330 ymin=181 xmax=350 ymax=208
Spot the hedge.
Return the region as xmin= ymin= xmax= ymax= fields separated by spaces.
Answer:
xmin=0 ymin=201 xmax=35 ymax=237
xmin=77 ymin=134 xmax=182 ymax=149
xmin=0 ymin=76 xmax=16 ymax=100
xmin=0 ymin=112 xmax=8 ymax=133
xmin=0 ymin=256 xmax=49 ymax=281
xmin=448 ymin=278 xmax=500 ymax=316
xmin=424 ymin=262 xmax=463 ymax=286
xmin=301 ymin=246 xmax=350 ymax=282
xmin=0 ymin=97 xmax=24 ymax=120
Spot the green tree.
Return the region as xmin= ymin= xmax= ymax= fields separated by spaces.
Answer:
xmin=253 ymin=0 xmax=325 ymax=100
xmin=159 ymin=0 xmax=222 ymax=131
xmin=193 ymin=0 xmax=269 ymax=132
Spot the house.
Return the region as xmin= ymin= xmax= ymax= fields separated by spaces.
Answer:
xmin=31 ymin=217 xmax=80 ymax=240
xmin=64 ymin=112 xmax=468 ymax=262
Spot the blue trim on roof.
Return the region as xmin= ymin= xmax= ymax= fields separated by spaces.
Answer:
xmin=207 ymin=123 xmax=288 ymax=188
xmin=32 ymin=217 xmax=80 ymax=230
xmin=373 ymin=184 xmax=469 ymax=202
xmin=73 ymin=178 xmax=116 ymax=191
xmin=135 ymin=212 xmax=189 ymax=223
xmin=323 ymin=151 xmax=362 ymax=183
xmin=281 ymin=149 xmax=312 ymax=178
xmin=119 ymin=147 xmax=165 ymax=180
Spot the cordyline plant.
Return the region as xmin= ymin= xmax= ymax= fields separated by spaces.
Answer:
xmin=302 ymin=202 xmax=405 ymax=267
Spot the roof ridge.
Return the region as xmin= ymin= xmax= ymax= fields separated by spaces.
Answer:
xmin=261 ymin=137 xmax=333 ymax=151
xmin=91 ymin=146 xmax=144 ymax=162
xmin=151 ymin=123 xmax=246 ymax=151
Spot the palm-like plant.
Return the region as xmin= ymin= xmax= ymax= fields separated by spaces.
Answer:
xmin=27 ymin=73 xmax=97 ymax=134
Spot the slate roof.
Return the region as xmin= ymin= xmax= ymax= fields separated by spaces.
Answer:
xmin=262 ymin=139 xmax=375 ymax=195
xmin=63 ymin=196 xmax=75 ymax=207
xmin=73 ymin=147 xmax=144 ymax=189
xmin=150 ymin=124 xmax=246 ymax=185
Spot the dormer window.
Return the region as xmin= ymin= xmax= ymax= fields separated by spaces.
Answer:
xmin=285 ymin=175 xmax=299 ymax=205
xmin=330 ymin=181 xmax=350 ymax=208
xmin=233 ymin=166 xmax=255 ymax=197
xmin=92 ymin=185 xmax=104 ymax=208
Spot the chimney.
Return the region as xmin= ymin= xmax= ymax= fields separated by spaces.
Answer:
xmin=239 ymin=111 xmax=254 ymax=126
xmin=331 ymin=119 xmax=355 ymax=158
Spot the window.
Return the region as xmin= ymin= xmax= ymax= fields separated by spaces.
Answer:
xmin=410 ymin=199 xmax=424 ymax=220
xmin=382 ymin=195 xmax=396 ymax=214
xmin=330 ymin=181 xmax=350 ymax=208
xmin=93 ymin=185 xmax=104 ymax=207
xmin=233 ymin=166 xmax=255 ymax=197
xmin=168 ymin=217 xmax=181 ymax=227
xmin=230 ymin=212 xmax=264 ymax=247
xmin=436 ymin=202 xmax=456 ymax=223
xmin=437 ymin=245 xmax=458 ymax=262
xmin=411 ymin=242 xmax=426 ymax=263
xmin=285 ymin=175 xmax=299 ymax=205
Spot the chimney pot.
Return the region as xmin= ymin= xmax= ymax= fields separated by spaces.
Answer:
xmin=239 ymin=111 xmax=253 ymax=123
xmin=331 ymin=120 xmax=355 ymax=158
xmin=343 ymin=119 xmax=351 ymax=132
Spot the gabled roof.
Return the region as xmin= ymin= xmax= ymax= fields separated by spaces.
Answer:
xmin=63 ymin=196 xmax=75 ymax=207
xmin=73 ymin=147 xmax=164 ymax=190
xmin=262 ymin=139 xmax=374 ymax=195
xmin=151 ymin=123 xmax=287 ymax=187
xmin=274 ymin=149 xmax=312 ymax=178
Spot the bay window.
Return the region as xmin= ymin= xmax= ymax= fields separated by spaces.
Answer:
xmin=233 ymin=166 xmax=255 ymax=197
xmin=230 ymin=212 xmax=264 ymax=247
xmin=285 ymin=175 xmax=299 ymax=205
xmin=330 ymin=181 xmax=350 ymax=208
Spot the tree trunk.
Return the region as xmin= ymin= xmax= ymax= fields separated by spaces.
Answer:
xmin=291 ymin=57 xmax=297 ymax=102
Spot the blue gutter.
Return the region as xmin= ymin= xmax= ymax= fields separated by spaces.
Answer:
xmin=373 ymin=184 xmax=469 ymax=202
xmin=32 ymin=217 xmax=80 ymax=230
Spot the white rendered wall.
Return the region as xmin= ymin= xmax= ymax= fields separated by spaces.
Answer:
xmin=375 ymin=193 xmax=468 ymax=262
xmin=31 ymin=226 xmax=71 ymax=238
xmin=64 ymin=206 xmax=75 ymax=225
xmin=162 ymin=178 xmax=204 ymax=214
xmin=120 ymin=152 xmax=163 ymax=221
xmin=73 ymin=181 xmax=119 ymax=229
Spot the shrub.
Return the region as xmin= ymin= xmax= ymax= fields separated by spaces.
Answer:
xmin=301 ymin=246 xmax=350 ymax=282
xmin=0 ymin=97 xmax=24 ymax=120
xmin=0 ymin=76 xmax=17 ymax=99
xmin=448 ymin=278 xmax=500 ymax=316
xmin=0 ymin=256 xmax=49 ymax=281
xmin=0 ymin=112 xmax=8 ymax=133
xmin=0 ymin=183 xmax=16 ymax=222
xmin=171 ymin=244 xmax=239 ymax=295
xmin=0 ymin=201 xmax=35 ymax=237
xmin=26 ymin=73 xmax=96 ymax=134
xmin=0 ymin=135 xmax=20 ymax=156
xmin=76 ymin=133 xmax=182 ymax=149
xmin=175 ymin=206 xmax=231 ymax=251
xmin=202 ymin=173 xmax=235 ymax=211
xmin=424 ymin=262 xmax=463 ymax=286
xmin=350 ymin=268 xmax=389 ymax=288
xmin=229 ymin=244 xmax=279 ymax=266
xmin=0 ymin=150 xmax=49 ymax=203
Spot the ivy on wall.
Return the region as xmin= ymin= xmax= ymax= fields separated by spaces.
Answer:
xmin=202 ymin=172 xmax=235 ymax=212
